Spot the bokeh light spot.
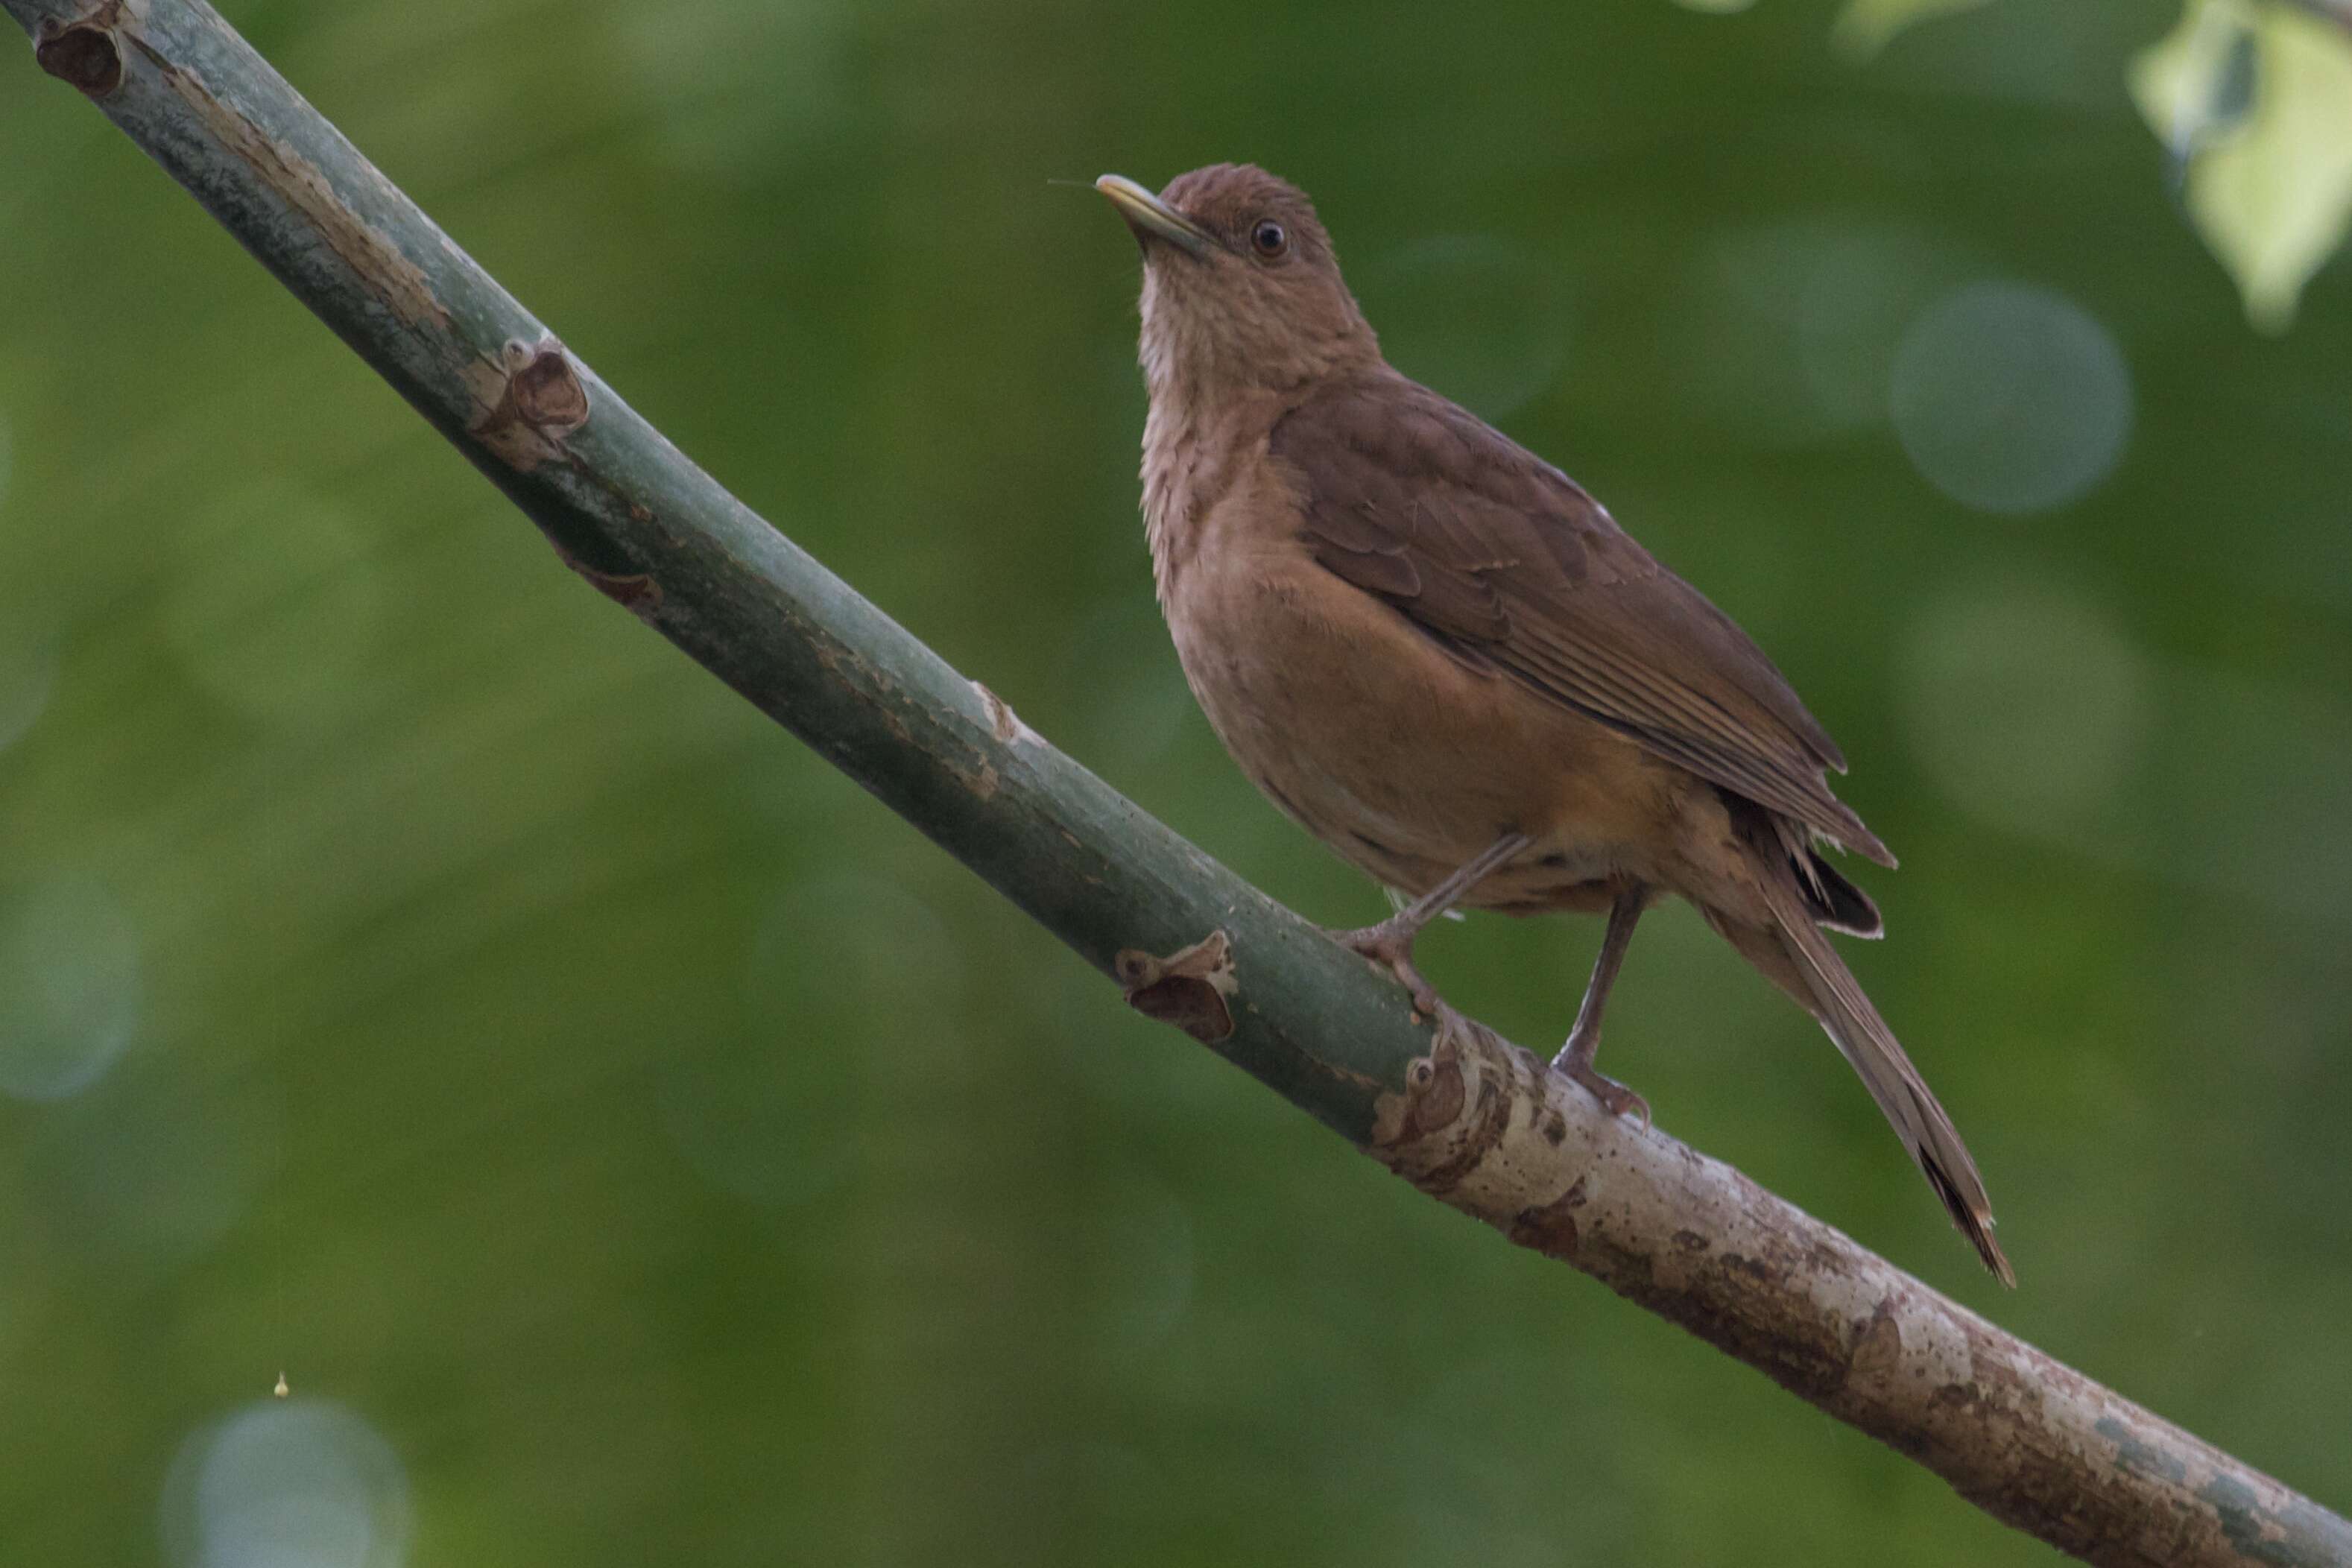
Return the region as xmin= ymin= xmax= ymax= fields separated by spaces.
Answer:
xmin=610 ymin=0 xmax=858 ymax=182
xmin=1358 ymin=234 xmax=1569 ymax=421
xmin=161 ymin=485 xmax=386 ymax=728
xmin=0 ymin=873 xmax=141 ymax=1101
xmin=1899 ymin=583 xmax=2153 ymax=834
xmin=658 ymin=875 xmax=960 ymax=1207
xmin=1888 ymin=280 xmax=2133 ymax=514
xmin=1674 ymin=218 xmax=1961 ymax=445
xmin=1061 ymin=600 xmax=1194 ymax=777
xmin=161 ymin=1399 xmax=410 ymax=1568
xmin=31 ymin=1052 xmax=282 ymax=1270
xmin=0 ymin=634 xmax=57 ymax=755
xmin=1088 ymin=1173 xmax=1195 ymax=1356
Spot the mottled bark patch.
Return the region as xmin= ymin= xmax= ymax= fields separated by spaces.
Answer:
xmin=1846 ymin=1297 xmax=1906 ymax=1391
xmin=1507 ymin=1177 xmax=1587 ymax=1259
xmin=1116 ymin=930 xmax=1236 ymax=1043
xmin=132 ymin=28 xmax=448 ymax=331
xmin=971 ymin=681 xmax=1040 ymax=746
xmin=2098 ymin=1417 xmax=2190 ymax=1485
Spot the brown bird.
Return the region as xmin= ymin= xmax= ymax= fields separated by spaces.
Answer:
xmin=1097 ymin=163 xmax=2011 ymax=1285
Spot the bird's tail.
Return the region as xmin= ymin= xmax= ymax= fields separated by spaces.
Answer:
xmin=1713 ymin=871 xmax=2014 ymax=1286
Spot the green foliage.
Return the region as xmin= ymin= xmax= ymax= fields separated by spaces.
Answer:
xmin=1671 ymin=0 xmax=1995 ymax=47
xmin=1687 ymin=0 xmax=2352 ymax=320
xmin=2134 ymin=0 xmax=2352 ymax=329
xmin=1831 ymin=0 xmax=1995 ymax=57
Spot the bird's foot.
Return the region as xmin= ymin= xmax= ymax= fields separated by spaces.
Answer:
xmin=1327 ymin=917 xmax=1444 ymax=1018
xmin=1549 ymin=1037 xmax=1651 ymax=1129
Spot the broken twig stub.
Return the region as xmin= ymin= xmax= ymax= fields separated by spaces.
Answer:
xmin=32 ymin=3 xmax=124 ymax=97
xmin=1116 ymin=930 xmax=1237 ymax=1043
xmin=468 ymin=335 xmax=589 ymax=471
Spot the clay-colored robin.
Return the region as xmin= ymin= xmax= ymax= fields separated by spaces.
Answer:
xmin=1098 ymin=163 xmax=2011 ymax=1284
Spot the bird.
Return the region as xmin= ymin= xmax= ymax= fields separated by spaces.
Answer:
xmin=1096 ymin=163 xmax=2012 ymax=1285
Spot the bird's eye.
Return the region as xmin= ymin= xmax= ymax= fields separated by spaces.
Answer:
xmin=1250 ymin=219 xmax=1289 ymax=258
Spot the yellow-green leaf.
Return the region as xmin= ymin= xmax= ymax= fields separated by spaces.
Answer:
xmin=2136 ymin=0 xmax=2352 ymax=331
xmin=2129 ymin=0 xmax=2257 ymax=154
xmin=1832 ymin=0 xmax=1994 ymax=58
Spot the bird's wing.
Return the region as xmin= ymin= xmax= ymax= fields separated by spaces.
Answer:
xmin=1270 ymin=377 xmax=1892 ymax=866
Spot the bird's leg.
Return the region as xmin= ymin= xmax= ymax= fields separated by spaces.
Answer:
xmin=1552 ymin=888 xmax=1652 ymax=1125
xmin=1330 ymin=831 xmax=1532 ymax=1016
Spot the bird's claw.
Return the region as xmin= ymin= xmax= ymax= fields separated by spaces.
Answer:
xmin=1328 ymin=920 xmax=1444 ymax=1018
xmin=1552 ymin=1049 xmax=1651 ymax=1130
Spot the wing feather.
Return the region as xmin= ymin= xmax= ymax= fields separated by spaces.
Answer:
xmin=1274 ymin=376 xmax=1891 ymax=866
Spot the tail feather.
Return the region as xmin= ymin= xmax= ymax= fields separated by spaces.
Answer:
xmin=1722 ymin=871 xmax=2014 ymax=1286
xmin=1801 ymin=850 xmax=1882 ymax=938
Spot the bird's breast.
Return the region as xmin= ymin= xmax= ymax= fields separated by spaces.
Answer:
xmin=1157 ymin=497 xmax=1690 ymax=911
xmin=1138 ymin=383 xmax=1297 ymax=607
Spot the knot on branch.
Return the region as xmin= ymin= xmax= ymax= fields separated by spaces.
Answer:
xmin=1115 ymin=930 xmax=1236 ymax=1043
xmin=1373 ymin=1016 xmax=1643 ymax=1268
xmin=1371 ymin=1014 xmax=1560 ymax=1198
xmin=34 ymin=5 xmax=126 ymax=98
xmin=468 ymin=335 xmax=589 ymax=472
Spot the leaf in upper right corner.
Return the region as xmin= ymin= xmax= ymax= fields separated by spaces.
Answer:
xmin=1830 ymin=0 xmax=1994 ymax=58
xmin=2131 ymin=0 xmax=2259 ymax=156
xmin=2132 ymin=0 xmax=2352 ymax=332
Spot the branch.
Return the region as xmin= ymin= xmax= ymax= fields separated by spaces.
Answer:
xmin=9 ymin=2 xmax=2345 ymax=1563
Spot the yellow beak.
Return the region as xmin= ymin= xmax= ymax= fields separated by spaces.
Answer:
xmin=1096 ymin=174 xmax=1216 ymax=259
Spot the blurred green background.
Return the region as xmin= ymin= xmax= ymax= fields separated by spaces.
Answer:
xmin=3 ymin=0 xmax=2349 ymax=1563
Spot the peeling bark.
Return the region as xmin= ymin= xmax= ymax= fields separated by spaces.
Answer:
xmin=1116 ymin=931 xmax=1238 ymax=1043
xmin=5 ymin=1 xmax=2345 ymax=1562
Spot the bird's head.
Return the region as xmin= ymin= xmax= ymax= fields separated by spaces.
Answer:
xmin=1098 ymin=164 xmax=1378 ymax=401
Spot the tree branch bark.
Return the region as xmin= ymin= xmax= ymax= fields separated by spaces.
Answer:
xmin=7 ymin=2 xmax=2345 ymax=1563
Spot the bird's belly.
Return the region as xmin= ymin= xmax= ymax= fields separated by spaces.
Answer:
xmin=1163 ymin=548 xmax=1684 ymax=911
